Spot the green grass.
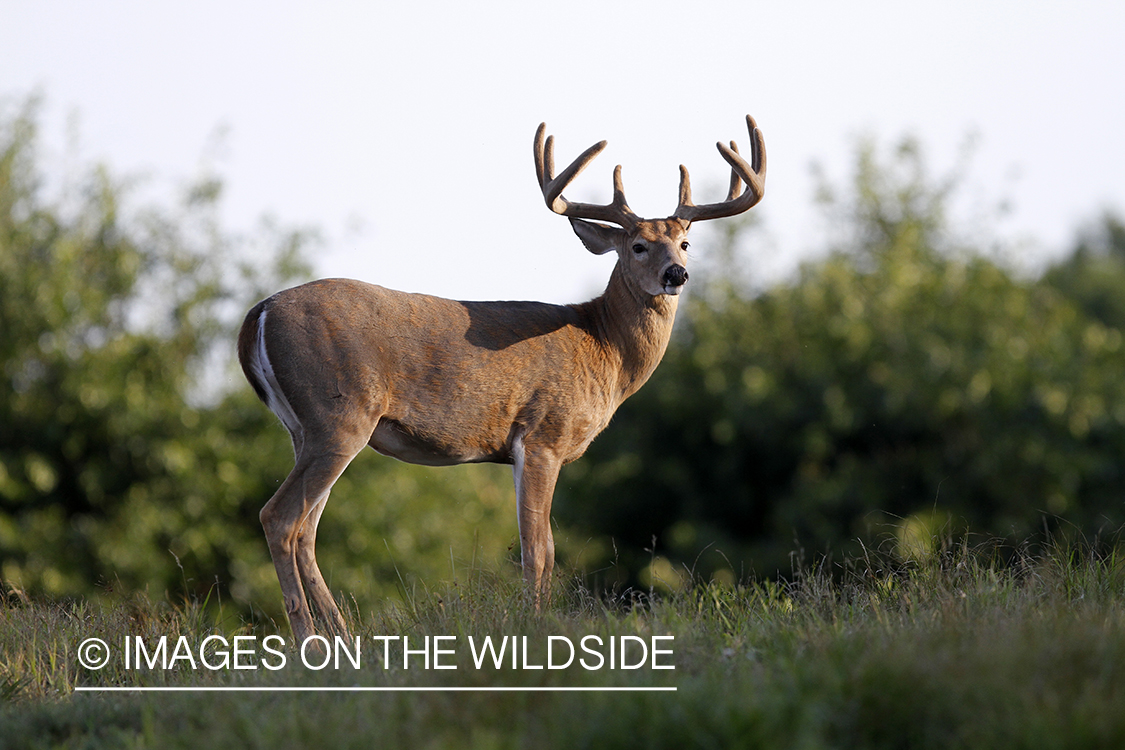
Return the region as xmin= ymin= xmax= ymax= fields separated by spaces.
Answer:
xmin=4 ymin=543 xmax=1125 ymax=749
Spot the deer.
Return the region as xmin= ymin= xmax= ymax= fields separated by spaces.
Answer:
xmin=237 ymin=116 xmax=766 ymax=644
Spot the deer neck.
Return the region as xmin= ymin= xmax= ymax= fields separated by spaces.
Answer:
xmin=587 ymin=261 xmax=679 ymax=401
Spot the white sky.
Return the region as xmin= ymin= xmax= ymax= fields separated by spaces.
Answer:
xmin=2 ymin=1 xmax=1123 ymax=303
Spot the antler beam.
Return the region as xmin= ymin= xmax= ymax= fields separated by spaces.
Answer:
xmin=534 ymin=123 xmax=638 ymax=229
xmin=675 ymin=114 xmax=767 ymax=223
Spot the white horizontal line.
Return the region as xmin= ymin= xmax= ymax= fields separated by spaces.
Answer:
xmin=75 ymin=685 xmax=676 ymax=693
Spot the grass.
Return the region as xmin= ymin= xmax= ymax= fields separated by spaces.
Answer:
xmin=4 ymin=541 xmax=1125 ymax=749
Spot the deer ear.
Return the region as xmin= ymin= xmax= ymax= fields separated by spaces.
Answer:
xmin=569 ymin=218 xmax=625 ymax=256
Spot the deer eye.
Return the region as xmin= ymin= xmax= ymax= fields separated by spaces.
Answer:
xmin=681 ymin=241 xmax=690 ymax=251
xmin=632 ymin=243 xmax=647 ymax=254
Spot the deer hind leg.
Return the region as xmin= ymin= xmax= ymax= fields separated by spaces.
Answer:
xmin=260 ymin=442 xmax=364 ymax=644
xmin=295 ymin=495 xmax=350 ymax=638
xmin=512 ymin=437 xmax=562 ymax=608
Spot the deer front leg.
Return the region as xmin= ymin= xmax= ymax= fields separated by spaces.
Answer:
xmin=512 ymin=438 xmax=562 ymax=607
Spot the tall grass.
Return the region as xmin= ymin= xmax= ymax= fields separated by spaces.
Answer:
xmin=4 ymin=540 xmax=1125 ymax=748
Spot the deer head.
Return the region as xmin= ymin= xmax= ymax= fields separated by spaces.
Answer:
xmin=533 ymin=115 xmax=767 ymax=298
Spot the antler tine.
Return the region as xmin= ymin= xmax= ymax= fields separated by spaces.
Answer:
xmin=675 ymin=114 xmax=767 ymax=224
xmin=724 ymin=141 xmax=744 ymax=201
xmin=534 ymin=123 xmax=638 ymax=228
xmin=678 ymin=143 xmax=741 ymax=209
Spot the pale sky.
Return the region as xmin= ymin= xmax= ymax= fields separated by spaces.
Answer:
xmin=2 ymin=1 xmax=1123 ymax=303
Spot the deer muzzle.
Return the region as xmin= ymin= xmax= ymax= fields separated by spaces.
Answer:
xmin=662 ymin=264 xmax=689 ymax=295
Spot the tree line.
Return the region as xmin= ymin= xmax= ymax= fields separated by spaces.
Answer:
xmin=3 ymin=98 xmax=1124 ymax=613
xmin=558 ymin=139 xmax=1125 ymax=587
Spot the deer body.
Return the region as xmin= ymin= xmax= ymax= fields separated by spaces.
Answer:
xmin=239 ymin=118 xmax=765 ymax=643
xmin=243 ymin=273 xmax=677 ymax=469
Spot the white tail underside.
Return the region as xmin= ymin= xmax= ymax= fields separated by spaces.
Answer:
xmin=251 ymin=310 xmax=304 ymax=447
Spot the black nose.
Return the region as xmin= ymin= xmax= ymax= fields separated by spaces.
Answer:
xmin=663 ymin=264 xmax=689 ymax=287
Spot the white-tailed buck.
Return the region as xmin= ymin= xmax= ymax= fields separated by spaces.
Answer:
xmin=238 ymin=116 xmax=766 ymax=642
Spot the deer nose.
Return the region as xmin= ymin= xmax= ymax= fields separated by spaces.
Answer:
xmin=663 ymin=264 xmax=689 ymax=288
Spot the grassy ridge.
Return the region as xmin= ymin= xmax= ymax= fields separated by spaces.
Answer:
xmin=3 ymin=544 xmax=1125 ymax=748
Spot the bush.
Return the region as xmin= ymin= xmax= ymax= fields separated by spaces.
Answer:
xmin=558 ymin=138 xmax=1125 ymax=584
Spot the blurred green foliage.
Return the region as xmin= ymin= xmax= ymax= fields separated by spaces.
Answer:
xmin=0 ymin=98 xmax=518 ymax=617
xmin=1044 ymin=211 xmax=1125 ymax=329
xmin=558 ymin=138 xmax=1125 ymax=586
xmin=6 ymin=95 xmax=1125 ymax=612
